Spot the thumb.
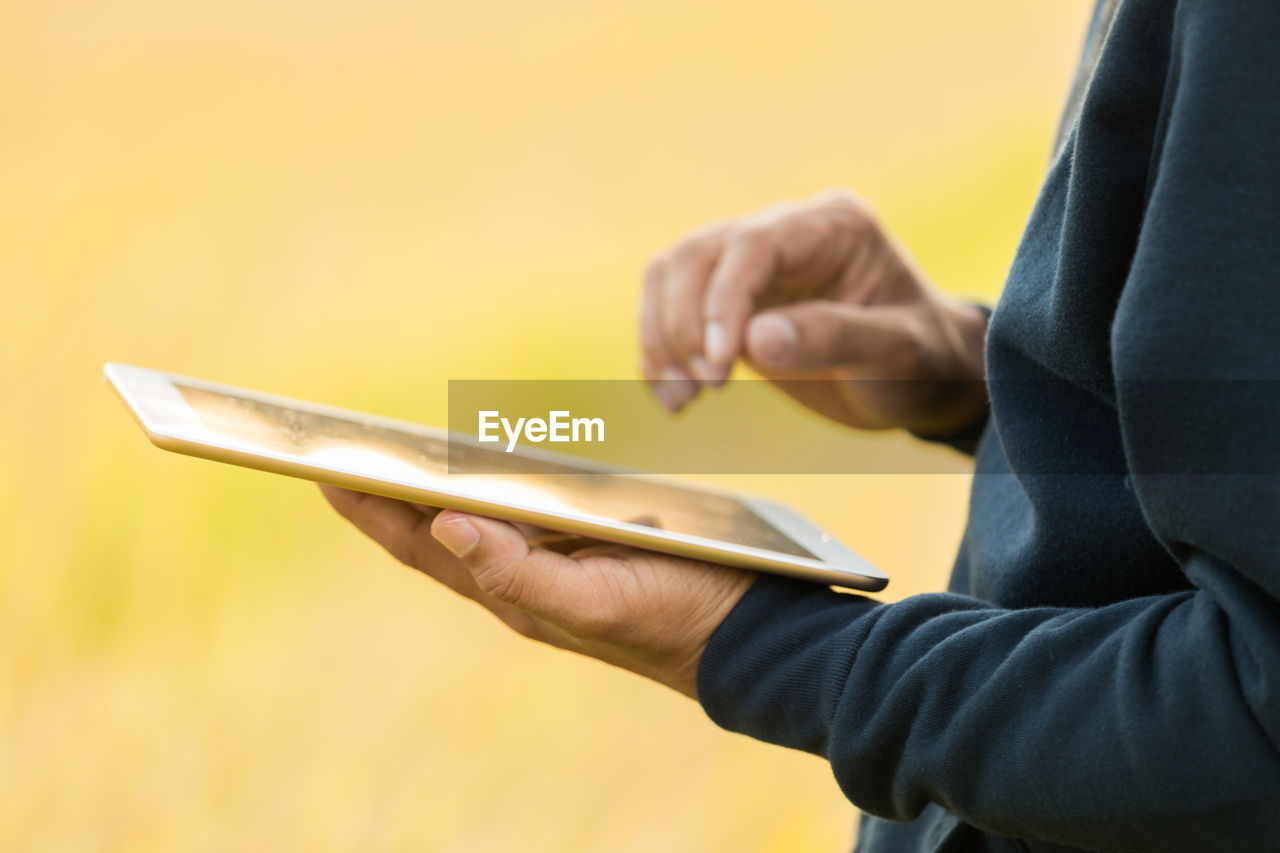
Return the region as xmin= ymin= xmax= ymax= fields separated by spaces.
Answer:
xmin=430 ymin=510 xmax=592 ymax=623
xmin=745 ymin=301 xmax=900 ymax=373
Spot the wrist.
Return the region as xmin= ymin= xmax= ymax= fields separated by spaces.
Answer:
xmin=667 ymin=571 xmax=757 ymax=699
xmin=943 ymin=298 xmax=990 ymax=380
xmin=910 ymin=298 xmax=990 ymax=443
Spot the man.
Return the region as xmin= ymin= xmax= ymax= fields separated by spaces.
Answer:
xmin=322 ymin=1 xmax=1280 ymax=849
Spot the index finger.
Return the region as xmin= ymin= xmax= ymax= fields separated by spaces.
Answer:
xmin=320 ymin=486 xmax=487 ymax=603
xmin=702 ymin=229 xmax=777 ymax=377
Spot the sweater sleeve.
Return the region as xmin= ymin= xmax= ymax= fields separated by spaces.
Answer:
xmin=697 ymin=4 xmax=1280 ymax=851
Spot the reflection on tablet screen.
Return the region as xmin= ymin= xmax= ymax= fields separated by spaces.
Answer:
xmin=175 ymin=383 xmax=816 ymax=559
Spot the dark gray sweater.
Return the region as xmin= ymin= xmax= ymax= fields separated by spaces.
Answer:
xmin=696 ymin=1 xmax=1280 ymax=850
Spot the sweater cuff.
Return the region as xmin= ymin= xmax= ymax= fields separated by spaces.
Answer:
xmin=909 ymin=409 xmax=990 ymax=456
xmin=696 ymin=573 xmax=880 ymax=753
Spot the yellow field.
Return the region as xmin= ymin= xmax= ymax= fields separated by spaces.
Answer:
xmin=2 ymin=1 xmax=1089 ymax=850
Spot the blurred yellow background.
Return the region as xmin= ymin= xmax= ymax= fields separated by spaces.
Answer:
xmin=2 ymin=1 xmax=1090 ymax=850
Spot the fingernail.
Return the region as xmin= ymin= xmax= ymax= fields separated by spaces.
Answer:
xmin=751 ymin=314 xmax=798 ymax=365
xmin=661 ymin=367 xmax=697 ymax=408
xmin=433 ymin=516 xmax=480 ymax=557
xmin=689 ymin=355 xmax=717 ymax=387
xmin=653 ymin=382 xmax=677 ymax=411
xmin=704 ymin=320 xmax=730 ymax=366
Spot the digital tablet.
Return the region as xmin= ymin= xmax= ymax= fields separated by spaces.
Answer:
xmin=104 ymin=363 xmax=887 ymax=591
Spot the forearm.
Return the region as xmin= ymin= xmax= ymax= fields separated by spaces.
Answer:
xmin=698 ymin=570 xmax=1280 ymax=851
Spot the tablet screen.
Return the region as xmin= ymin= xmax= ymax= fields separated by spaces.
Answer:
xmin=174 ymin=383 xmax=817 ymax=559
